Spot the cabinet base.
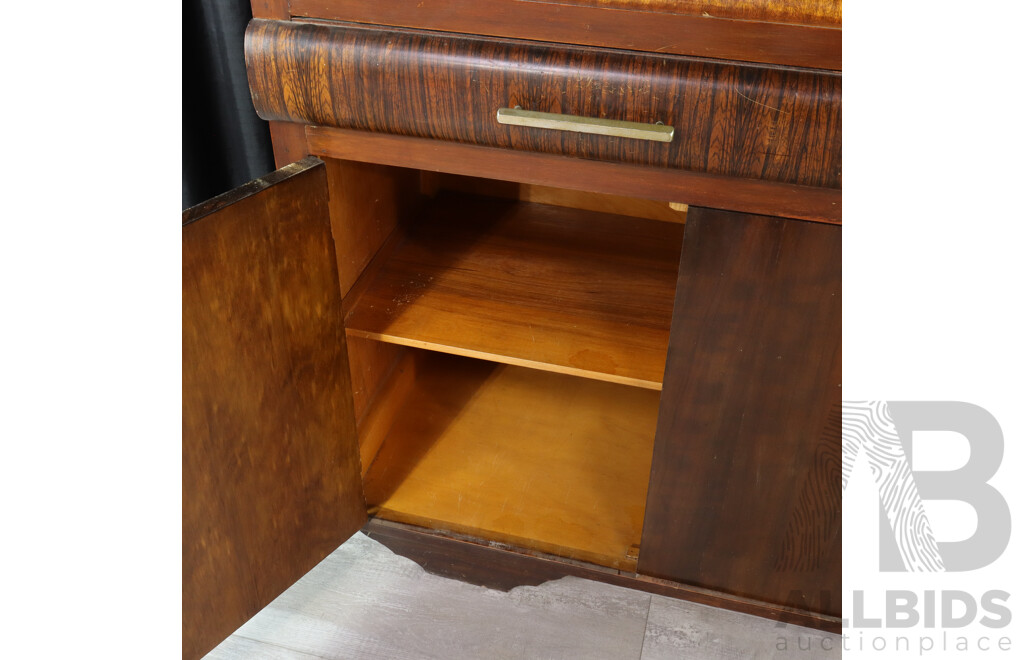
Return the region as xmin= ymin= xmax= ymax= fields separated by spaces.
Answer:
xmin=363 ymin=517 xmax=841 ymax=634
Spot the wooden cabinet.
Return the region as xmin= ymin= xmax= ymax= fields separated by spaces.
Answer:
xmin=184 ymin=3 xmax=841 ymax=657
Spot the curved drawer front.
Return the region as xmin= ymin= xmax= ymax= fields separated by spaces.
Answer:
xmin=245 ymin=19 xmax=841 ymax=189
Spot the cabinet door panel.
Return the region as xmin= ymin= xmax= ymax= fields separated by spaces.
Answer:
xmin=183 ymin=158 xmax=366 ymax=658
xmin=639 ymin=208 xmax=840 ymax=617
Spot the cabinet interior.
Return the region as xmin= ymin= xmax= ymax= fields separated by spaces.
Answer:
xmin=330 ymin=158 xmax=686 ymax=571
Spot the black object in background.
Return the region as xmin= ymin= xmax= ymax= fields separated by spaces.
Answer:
xmin=183 ymin=0 xmax=275 ymax=209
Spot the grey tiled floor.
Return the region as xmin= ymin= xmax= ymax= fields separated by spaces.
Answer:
xmin=206 ymin=533 xmax=839 ymax=659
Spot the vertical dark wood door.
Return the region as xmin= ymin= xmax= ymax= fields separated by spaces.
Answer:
xmin=183 ymin=158 xmax=367 ymax=659
xmin=639 ymin=208 xmax=841 ymax=618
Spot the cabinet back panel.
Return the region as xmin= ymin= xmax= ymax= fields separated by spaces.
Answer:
xmin=362 ymin=350 xmax=660 ymax=571
xmin=425 ymin=172 xmax=689 ymax=224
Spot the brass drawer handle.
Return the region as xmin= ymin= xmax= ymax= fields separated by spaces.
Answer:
xmin=496 ymin=106 xmax=674 ymax=143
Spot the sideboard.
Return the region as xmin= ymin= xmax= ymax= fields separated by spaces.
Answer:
xmin=184 ymin=2 xmax=841 ymax=657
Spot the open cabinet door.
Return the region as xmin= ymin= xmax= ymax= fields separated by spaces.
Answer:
xmin=183 ymin=158 xmax=367 ymax=659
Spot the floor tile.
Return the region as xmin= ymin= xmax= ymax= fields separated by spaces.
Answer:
xmin=206 ymin=533 xmax=650 ymax=660
xmin=639 ymin=595 xmax=840 ymax=660
xmin=205 ymin=634 xmax=324 ymax=659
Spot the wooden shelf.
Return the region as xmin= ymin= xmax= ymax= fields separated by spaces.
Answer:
xmin=362 ymin=351 xmax=660 ymax=572
xmin=345 ymin=193 xmax=683 ymax=390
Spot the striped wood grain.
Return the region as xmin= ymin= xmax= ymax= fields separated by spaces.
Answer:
xmin=246 ymin=19 xmax=841 ymax=189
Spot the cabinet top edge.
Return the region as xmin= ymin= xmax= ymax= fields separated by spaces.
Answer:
xmin=282 ymin=0 xmax=842 ymax=71
xmin=182 ymin=157 xmax=323 ymax=227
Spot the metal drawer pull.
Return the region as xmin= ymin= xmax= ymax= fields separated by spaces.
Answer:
xmin=496 ymin=106 xmax=674 ymax=143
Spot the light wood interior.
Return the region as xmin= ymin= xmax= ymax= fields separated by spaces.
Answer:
xmin=326 ymin=160 xmax=425 ymax=437
xmin=324 ymin=159 xmax=421 ymax=298
xmin=420 ymin=172 xmax=689 ymax=224
xmin=345 ymin=191 xmax=684 ymax=390
xmin=334 ymin=159 xmax=680 ymax=573
xmin=361 ymin=350 xmax=660 ymax=571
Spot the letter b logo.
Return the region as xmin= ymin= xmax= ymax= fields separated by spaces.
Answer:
xmin=843 ymin=401 xmax=1011 ymax=572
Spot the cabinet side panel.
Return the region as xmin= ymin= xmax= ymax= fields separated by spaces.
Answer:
xmin=182 ymin=159 xmax=367 ymax=659
xmin=250 ymin=0 xmax=289 ymax=19
xmin=639 ymin=208 xmax=840 ymax=617
xmin=268 ymin=121 xmax=310 ymax=169
xmin=324 ymin=158 xmax=421 ymax=299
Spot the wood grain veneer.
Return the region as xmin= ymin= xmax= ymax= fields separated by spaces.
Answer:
xmin=182 ymin=159 xmax=367 ymax=659
xmin=246 ymin=19 xmax=841 ymax=189
xmin=639 ymin=207 xmax=841 ymax=617
xmin=362 ymin=351 xmax=660 ymax=572
xmin=345 ymin=192 xmax=683 ymax=389
xmin=289 ymin=0 xmax=841 ymax=69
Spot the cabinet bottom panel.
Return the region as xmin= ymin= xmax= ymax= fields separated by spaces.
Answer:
xmin=361 ymin=349 xmax=659 ymax=571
